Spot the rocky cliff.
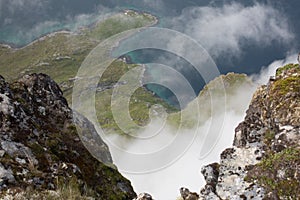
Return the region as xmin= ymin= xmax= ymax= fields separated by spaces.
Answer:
xmin=0 ymin=73 xmax=136 ymax=199
xmin=180 ymin=64 xmax=300 ymax=200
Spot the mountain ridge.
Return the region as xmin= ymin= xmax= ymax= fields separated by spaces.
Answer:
xmin=0 ymin=73 xmax=136 ymax=199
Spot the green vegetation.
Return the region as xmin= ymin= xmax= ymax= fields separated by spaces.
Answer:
xmin=0 ymin=12 xmax=156 ymax=83
xmin=246 ymin=147 xmax=300 ymax=199
xmin=245 ymin=65 xmax=300 ymax=199
xmin=201 ymin=73 xmax=252 ymax=93
xmin=275 ymin=63 xmax=299 ymax=76
xmin=1 ymin=177 xmax=95 ymax=200
xmin=0 ymin=9 xmax=256 ymax=140
xmin=95 ymin=61 xmax=178 ymax=133
xmin=272 ymin=76 xmax=300 ymax=96
xmin=263 ymin=129 xmax=275 ymax=148
xmin=167 ymin=73 xmax=253 ymax=129
xmin=0 ymin=12 xmax=254 ymax=134
xmin=86 ymin=11 xmax=156 ymax=41
xmin=272 ymin=63 xmax=300 ymax=96
xmin=0 ymin=11 xmax=178 ymax=134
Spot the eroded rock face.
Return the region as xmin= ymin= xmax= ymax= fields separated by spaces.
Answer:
xmin=0 ymin=73 xmax=136 ymax=199
xmin=183 ymin=64 xmax=300 ymax=200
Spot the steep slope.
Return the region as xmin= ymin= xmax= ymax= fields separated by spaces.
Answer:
xmin=0 ymin=73 xmax=136 ymax=199
xmin=192 ymin=64 xmax=300 ymax=200
xmin=168 ymin=72 xmax=255 ymax=128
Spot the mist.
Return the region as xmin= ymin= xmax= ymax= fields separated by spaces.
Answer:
xmin=167 ymin=3 xmax=294 ymax=60
xmin=105 ymin=78 xmax=255 ymax=199
xmin=251 ymin=53 xmax=298 ymax=84
xmin=0 ymin=4 xmax=114 ymax=46
xmin=100 ymin=52 xmax=299 ymax=199
xmin=2 ymin=0 xmax=298 ymax=199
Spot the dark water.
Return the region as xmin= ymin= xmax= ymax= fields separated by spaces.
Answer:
xmin=1 ymin=0 xmax=300 ymax=106
xmin=120 ymin=49 xmax=206 ymax=107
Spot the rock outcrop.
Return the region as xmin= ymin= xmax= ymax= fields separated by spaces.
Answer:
xmin=0 ymin=73 xmax=136 ymax=199
xmin=134 ymin=193 xmax=153 ymax=200
xmin=181 ymin=63 xmax=300 ymax=199
xmin=180 ymin=187 xmax=200 ymax=200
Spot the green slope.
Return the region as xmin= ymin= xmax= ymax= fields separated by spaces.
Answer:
xmin=0 ymin=11 xmax=177 ymax=134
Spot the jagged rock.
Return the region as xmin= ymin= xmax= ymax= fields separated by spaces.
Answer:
xmin=180 ymin=187 xmax=199 ymax=200
xmin=134 ymin=193 xmax=153 ymax=200
xmin=200 ymin=163 xmax=219 ymax=196
xmin=199 ymin=64 xmax=300 ymax=199
xmin=0 ymin=73 xmax=136 ymax=199
xmin=215 ymin=146 xmax=265 ymax=199
xmin=0 ymin=163 xmax=15 ymax=189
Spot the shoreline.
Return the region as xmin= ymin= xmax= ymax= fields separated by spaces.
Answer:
xmin=109 ymin=10 xmax=158 ymax=59
xmin=0 ymin=30 xmax=73 ymax=51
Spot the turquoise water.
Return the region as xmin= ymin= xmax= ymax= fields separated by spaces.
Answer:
xmin=0 ymin=15 xmax=102 ymax=47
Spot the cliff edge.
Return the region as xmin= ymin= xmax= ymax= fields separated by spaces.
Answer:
xmin=0 ymin=73 xmax=136 ymax=199
xmin=180 ymin=63 xmax=300 ymax=200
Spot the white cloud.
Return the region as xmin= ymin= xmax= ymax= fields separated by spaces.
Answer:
xmin=7 ymin=6 xmax=114 ymax=46
xmin=109 ymin=97 xmax=254 ymax=199
xmin=169 ymin=3 xmax=294 ymax=58
xmin=104 ymin=53 xmax=300 ymax=199
xmin=251 ymin=53 xmax=298 ymax=85
xmin=106 ymin=75 xmax=256 ymax=199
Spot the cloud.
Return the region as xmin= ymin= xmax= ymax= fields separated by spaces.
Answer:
xmin=105 ymin=74 xmax=256 ymax=199
xmin=2 ymin=6 xmax=114 ymax=46
xmin=104 ymin=53 xmax=300 ymax=199
xmin=251 ymin=52 xmax=298 ymax=85
xmin=1 ymin=0 xmax=46 ymax=15
xmin=0 ymin=0 xmax=116 ymax=46
xmin=169 ymin=3 xmax=294 ymax=59
xmin=0 ymin=0 xmax=47 ymax=26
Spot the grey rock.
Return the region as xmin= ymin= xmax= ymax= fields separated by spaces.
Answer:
xmin=180 ymin=187 xmax=199 ymax=200
xmin=200 ymin=163 xmax=220 ymax=198
xmin=1 ymin=141 xmax=38 ymax=166
xmin=0 ymin=164 xmax=15 ymax=188
xmin=199 ymin=65 xmax=300 ymax=199
xmin=134 ymin=193 xmax=153 ymax=200
xmin=0 ymin=73 xmax=136 ymax=199
xmin=0 ymin=150 xmax=5 ymax=157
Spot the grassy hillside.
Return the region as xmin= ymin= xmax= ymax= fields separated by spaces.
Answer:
xmin=167 ymin=73 xmax=254 ymax=128
xmin=0 ymin=11 xmax=177 ymax=134
xmin=0 ymin=11 xmax=156 ymax=84
xmin=0 ymin=11 xmax=253 ymax=135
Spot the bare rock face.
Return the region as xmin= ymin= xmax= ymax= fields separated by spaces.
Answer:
xmin=181 ymin=64 xmax=300 ymax=200
xmin=0 ymin=73 xmax=136 ymax=199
